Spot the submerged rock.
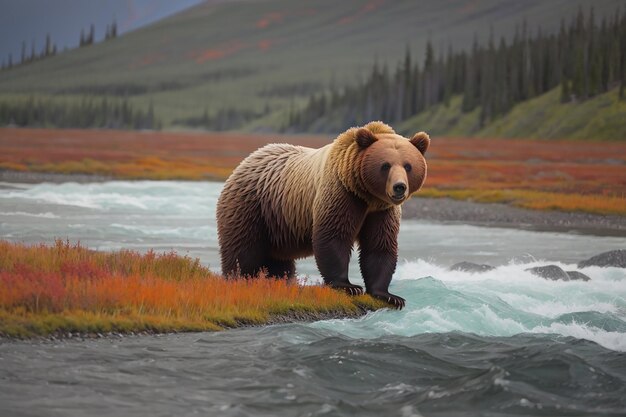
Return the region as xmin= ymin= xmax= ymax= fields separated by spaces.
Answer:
xmin=525 ymin=265 xmax=570 ymax=281
xmin=578 ymin=249 xmax=626 ymax=268
xmin=565 ymin=270 xmax=591 ymax=281
xmin=450 ymin=261 xmax=495 ymax=273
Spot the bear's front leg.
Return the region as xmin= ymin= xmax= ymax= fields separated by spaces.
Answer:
xmin=358 ymin=208 xmax=405 ymax=309
xmin=312 ymin=187 xmax=368 ymax=296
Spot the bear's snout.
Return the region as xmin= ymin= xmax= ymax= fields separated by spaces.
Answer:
xmin=389 ymin=180 xmax=407 ymax=203
xmin=392 ymin=182 xmax=406 ymax=197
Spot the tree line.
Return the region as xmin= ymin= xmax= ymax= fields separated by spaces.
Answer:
xmin=175 ymin=104 xmax=273 ymax=131
xmin=1 ymin=19 xmax=118 ymax=72
xmin=0 ymin=96 xmax=159 ymax=130
xmin=285 ymin=7 xmax=626 ymax=133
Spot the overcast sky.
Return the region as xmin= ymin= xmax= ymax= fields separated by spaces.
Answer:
xmin=0 ymin=0 xmax=204 ymax=65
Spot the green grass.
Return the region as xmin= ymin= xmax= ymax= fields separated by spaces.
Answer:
xmin=0 ymin=0 xmax=622 ymax=129
xmin=480 ymin=88 xmax=626 ymax=141
xmin=400 ymin=88 xmax=626 ymax=141
xmin=398 ymin=96 xmax=481 ymax=137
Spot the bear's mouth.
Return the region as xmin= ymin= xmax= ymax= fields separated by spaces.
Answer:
xmin=390 ymin=194 xmax=405 ymax=204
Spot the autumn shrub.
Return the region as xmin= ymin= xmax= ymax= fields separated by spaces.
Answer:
xmin=0 ymin=240 xmax=381 ymax=337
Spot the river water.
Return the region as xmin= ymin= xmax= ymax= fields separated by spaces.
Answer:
xmin=1 ymin=181 xmax=625 ymax=416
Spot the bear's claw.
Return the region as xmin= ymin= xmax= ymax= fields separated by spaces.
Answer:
xmin=329 ymin=283 xmax=364 ymax=296
xmin=387 ymin=296 xmax=405 ymax=309
xmin=371 ymin=292 xmax=405 ymax=309
xmin=348 ymin=286 xmax=365 ymax=296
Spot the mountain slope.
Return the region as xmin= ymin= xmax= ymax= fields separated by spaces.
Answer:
xmin=398 ymin=88 xmax=626 ymax=141
xmin=0 ymin=0 xmax=622 ymax=129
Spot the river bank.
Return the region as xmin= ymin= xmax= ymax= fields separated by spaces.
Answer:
xmin=401 ymin=196 xmax=626 ymax=236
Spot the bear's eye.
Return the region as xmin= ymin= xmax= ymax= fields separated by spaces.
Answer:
xmin=381 ymin=162 xmax=391 ymax=172
xmin=404 ymin=163 xmax=412 ymax=172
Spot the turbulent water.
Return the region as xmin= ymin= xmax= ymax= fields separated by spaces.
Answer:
xmin=1 ymin=181 xmax=625 ymax=416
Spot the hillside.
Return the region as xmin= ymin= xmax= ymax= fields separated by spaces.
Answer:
xmin=399 ymin=88 xmax=626 ymax=141
xmin=0 ymin=0 xmax=622 ymax=131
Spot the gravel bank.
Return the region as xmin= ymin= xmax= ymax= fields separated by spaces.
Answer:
xmin=402 ymin=197 xmax=626 ymax=237
xmin=0 ymin=170 xmax=113 ymax=184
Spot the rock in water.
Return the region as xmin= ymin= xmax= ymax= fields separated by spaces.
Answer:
xmin=578 ymin=249 xmax=626 ymax=268
xmin=525 ymin=265 xmax=570 ymax=281
xmin=565 ymin=271 xmax=591 ymax=281
xmin=450 ymin=261 xmax=495 ymax=273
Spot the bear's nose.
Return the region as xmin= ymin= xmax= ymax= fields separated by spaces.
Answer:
xmin=393 ymin=183 xmax=406 ymax=196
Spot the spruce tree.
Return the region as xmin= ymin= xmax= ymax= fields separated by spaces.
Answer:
xmin=44 ymin=34 xmax=51 ymax=57
xmin=147 ymin=101 xmax=155 ymax=129
xmin=402 ymin=46 xmax=412 ymax=118
xmin=443 ymin=45 xmax=454 ymax=107
xmin=560 ymin=78 xmax=571 ymax=102
xmin=462 ymin=36 xmax=479 ymax=112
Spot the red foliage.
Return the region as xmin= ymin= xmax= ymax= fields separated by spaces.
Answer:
xmin=190 ymin=41 xmax=246 ymax=63
xmin=257 ymin=39 xmax=274 ymax=51
xmin=59 ymin=260 xmax=107 ymax=280
xmin=256 ymin=12 xmax=284 ymax=29
xmin=0 ymin=127 xmax=330 ymax=167
xmin=338 ymin=0 xmax=386 ymax=25
xmin=0 ymin=268 xmax=65 ymax=312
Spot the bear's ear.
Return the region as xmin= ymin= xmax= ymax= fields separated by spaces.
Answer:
xmin=355 ymin=128 xmax=378 ymax=148
xmin=410 ymin=132 xmax=430 ymax=155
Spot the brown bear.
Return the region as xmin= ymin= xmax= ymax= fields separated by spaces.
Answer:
xmin=216 ymin=121 xmax=429 ymax=308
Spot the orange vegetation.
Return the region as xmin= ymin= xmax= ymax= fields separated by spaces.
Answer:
xmin=189 ymin=40 xmax=247 ymax=63
xmin=0 ymin=240 xmax=381 ymax=338
xmin=423 ymin=137 xmax=626 ymax=215
xmin=0 ymin=128 xmax=624 ymax=215
xmin=0 ymin=127 xmax=329 ymax=181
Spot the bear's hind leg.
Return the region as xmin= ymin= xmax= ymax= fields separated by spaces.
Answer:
xmin=265 ymin=258 xmax=296 ymax=279
xmin=221 ymin=243 xmax=268 ymax=278
xmin=218 ymin=193 xmax=271 ymax=278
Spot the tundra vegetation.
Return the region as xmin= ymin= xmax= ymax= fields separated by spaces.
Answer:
xmin=1 ymin=128 xmax=624 ymax=216
xmin=0 ymin=240 xmax=383 ymax=338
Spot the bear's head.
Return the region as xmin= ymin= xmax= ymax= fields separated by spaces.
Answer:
xmin=356 ymin=127 xmax=429 ymax=206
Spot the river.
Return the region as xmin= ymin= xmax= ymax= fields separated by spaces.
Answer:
xmin=1 ymin=180 xmax=625 ymax=416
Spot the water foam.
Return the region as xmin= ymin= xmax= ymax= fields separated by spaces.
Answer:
xmin=0 ymin=211 xmax=59 ymax=219
xmin=312 ymin=260 xmax=626 ymax=352
xmin=0 ymin=181 xmax=220 ymax=214
xmin=110 ymin=223 xmax=214 ymax=239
